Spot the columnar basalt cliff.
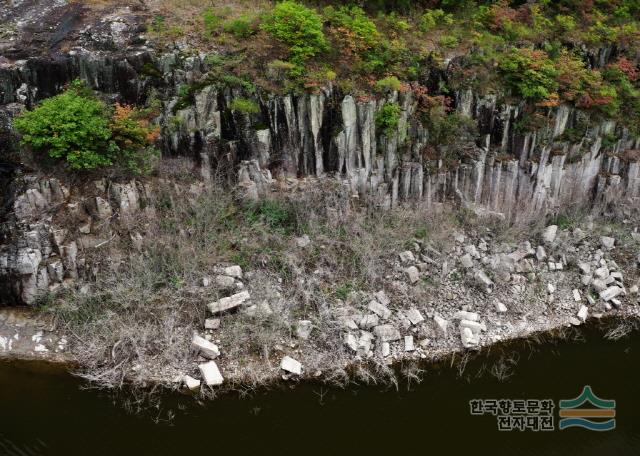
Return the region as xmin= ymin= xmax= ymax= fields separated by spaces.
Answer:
xmin=1 ymin=1 xmax=639 ymax=307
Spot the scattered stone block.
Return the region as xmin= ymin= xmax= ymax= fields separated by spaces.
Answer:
xmin=214 ymin=275 xmax=235 ymax=289
xmin=405 ymin=266 xmax=420 ymax=284
xmin=374 ymin=290 xmax=391 ymax=306
xmin=192 ymin=334 xmax=220 ymax=359
xmin=373 ymin=324 xmax=401 ymax=342
xmin=404 ymin=335 xmax=415 ymax=352
xmin=368 ymin=300 xmax=392 ymax=319
xmin=295 ymin=235 xmax=311 ymax=248
xmin=572 ymin=289 xmax=581 ymax=302
xmin=359 ymin=314 xmax=379 ymax=330
xmin=295 ymin=320 xmax=313 ymax=339
xmin=280 ymin=356 xmax=303 ymax=375
xmin=345 ymin=333 xmax=358 ymax=351
xmin=199 ymin=361 xmax=224 ymax=386
xmin=207 ymin=290 xmax=250 ymax=315
xmin=577 ymin=306 xmax=588 ymax=322
xmin=433 ymin=315 xmax=449 ymax=338
xmin=600 ymin=286 xmax=622 ymax=302
xmin=405 ymin=308 xmax=424 ymax=325
xmin=600 ymin=236 xmax=615 ymax=250
xmin=536 ymin=246 xmax=547 ymax=261
xmin=542 ymin=225 xmax=558 ymax=244
xmin=460 ymin=254 xmax=474 ymax=268
xmin=454 ymin=310 xmax=479 ymax=321
xmin=399 ymin=250 xmax=415 ymax=263
xmin=204 ymin=318 xmax=220 ymax=330
xmin=224 ymin=265 xmax=243 ymax=279
xmin=183 ymin=375 xmax=200 ymax=391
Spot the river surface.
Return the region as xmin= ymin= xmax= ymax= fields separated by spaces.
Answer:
xmin=0 ymin=325 xmax=639 ymax=455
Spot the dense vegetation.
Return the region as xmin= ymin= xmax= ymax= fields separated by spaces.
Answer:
xmin=149 ymin=0 xmax=640 ymax=133
xmin=14 ymin=81 xmax=160 ymax=172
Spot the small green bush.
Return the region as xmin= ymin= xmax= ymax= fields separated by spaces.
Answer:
xmin=375 ymin=102 xmax=401 ymax=136
xmin=261 ymin=1 xmax=327 ymax=76
xmin=375 ymin=76 xmax=402 ymax=93
xmin=223 ymin=15 xmax=256 ymax=39
xmin=420 ymin=9 xmax=453 ymax=32
xmin=202 ymin=8 xmax=222 ymax=37
xmin=499 ymin=48 xmax=559 ymax=101
xmin=324 ymin=5 xmax=379 ymax=51
xmin=229 ymin=98 xmax=260 ymax=114
xmin=14 ymin=80 xmax=159 ymax=172
xmin=14 ymin=81 xmax=115 ymax=169
xmin=243 ymin=199 xmax=296 ymax=234
xmin=438 ymin=35 xmax=459 ymax=48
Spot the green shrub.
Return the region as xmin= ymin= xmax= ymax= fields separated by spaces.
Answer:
xmin=438 ymin=35 xmax=459 ymax=48
xmin=375 ymin=102 xmax=401 ymax=136
xmin=261 ymin=1 xmax=327 ymax=76
xmin=202 ymin=8 xmax=222 ymax=37
xmin=499 ymin=48 xmax=559 ymax=101
xmin=14 ymin=81 xmax=116 ymax=169
xmin=420 ymin=9 xmax=453 ymax=32
xmin=243 ymin=199 xmax=296 ymax=234
xmin=324 ymin=5 xmax=379 ymax=50
xmin=223 ymin=15 xmax=256 ymax=39
xmin=229 ymin=98 xmax=260 ymax=114
xmin=375 ymin=76 xmax=402 ymax=93
xmin=14 ymin=80 xmax=159 ymax=172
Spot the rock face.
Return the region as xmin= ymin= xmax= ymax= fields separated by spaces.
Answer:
xmin=1 ymin=1 xmax=640 ymax=308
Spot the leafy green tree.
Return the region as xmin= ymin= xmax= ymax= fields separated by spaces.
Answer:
xmin=261 ymin=1 xmax=327 ymax=76
xmin=14 ymin=81 xmax=116 ymax=169
xmin=499 ymin=48 xmax=559 ymax=101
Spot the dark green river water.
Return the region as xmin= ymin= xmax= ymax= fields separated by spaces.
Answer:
xmin=0 ymin=325 xmax=639 ymax=456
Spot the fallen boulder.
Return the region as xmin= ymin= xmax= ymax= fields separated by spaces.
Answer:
xmin=280 ymin=356 xmax=303 ymax=375
xmin=192 ymin=334 xmax=220 ymax=359
xmin=207 ymin=290 xmax=250 ymax=315
xmin=199 ymin=361 xmax=224 ymax=386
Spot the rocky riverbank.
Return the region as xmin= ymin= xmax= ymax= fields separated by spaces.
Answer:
xmin=1 ymin=173 xmax=638 ymax=394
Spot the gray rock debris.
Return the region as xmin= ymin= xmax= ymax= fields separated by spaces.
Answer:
xmin=204 ymin=318 xmax=220 ymax=330
xmin=405 ymin=308 xmax=424 ymax=325
xmin=280 ymin=356 xmax=303 ymax=375
xmin=295 ymin=235 xmax=311 ymax=248
xmin=359 ymin=314 xmax=379 ymax=330
xmin=542 ymin=225 xmax=558 ymax=244
xmin=405 ymin=266 xmax=420 ymax=284
xmin=295 ymin=320 xmax=313 ymax=339
xmin=433 ymin=315 xmax=449 ymax=337
xmin=600 ymin=286 xmax=623 ymax=302
xmin=199 ymin=361 xmax=224 ymax=386
xmin=183 ymin=375 xmax=200 ymax=391
xmin=207 ymin=290 xmax=250 ymax=315
xmin=223 ymin=265 xmax=243 ymax=279
xmin=399 ymin=250 xmax=415 ymax=263
xmin=600 ymin=236 xmax=615 ymax=250
xmin=192 ymin=333 xmax=220 ymax=359
xmin=577 ymin=306 xmax=588 ymax=322
xmin=460 ymin=254 xmax=474 ymax=268
xmin=404 ymin=335 xmax=415 ymax=352
xmin=373 ymin=324 xmax=401 ymax=342
xmin=374 ymin=290 xmax=390 ymax=306
xmin=368 ymin=300 xmax=391 ymax=319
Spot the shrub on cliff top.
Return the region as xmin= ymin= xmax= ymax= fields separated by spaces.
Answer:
xmin=14 ymin=80 xmax=159 ymax=173
xmin=499 ymin=48 xmax=559 ymax=101
xmin=261 ymin=1 xmax=327 ymax=76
